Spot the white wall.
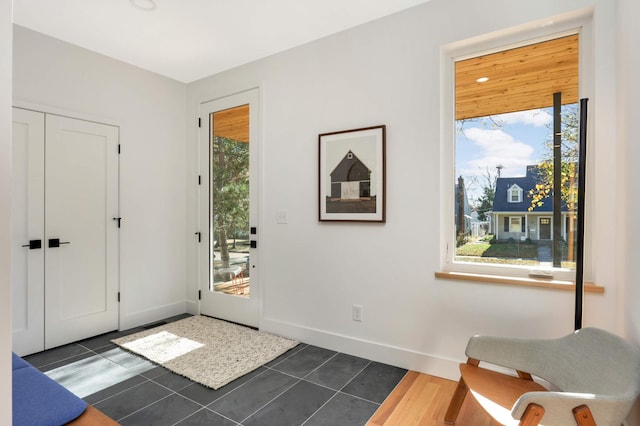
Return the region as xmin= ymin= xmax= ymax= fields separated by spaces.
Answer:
xmin=187 ymin=0 xmax=625 ymax=380
xmin=1 ymin=0 xmax=12 ymax=422
xmin=618 ymin=0 xmax=640 ymax=420
xmin=619 ymin=0 xmax=640 ymax=342
xmin=13 ymin=26 xmax=188 ymax=330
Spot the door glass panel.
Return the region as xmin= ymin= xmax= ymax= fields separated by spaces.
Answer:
xmin=210 ymin=105 xmax=250 ymax=297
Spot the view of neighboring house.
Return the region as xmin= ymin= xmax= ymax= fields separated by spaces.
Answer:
xmin=455 ymin=176 xmax=486 ymax=239
xmin=492 ymin=165 xmax=575 ymax=242
xmin=454 ymin=176 xmax=471 ymax=238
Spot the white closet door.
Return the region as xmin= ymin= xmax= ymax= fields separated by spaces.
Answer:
xmin=12 ymin=108 xmax=45 ymax=356
xmin=44 ymin=114 xmax=119 ymax=349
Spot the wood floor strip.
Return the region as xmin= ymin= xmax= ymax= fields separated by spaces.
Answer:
xmin=368 ymin=371 xmax=497 ymax=426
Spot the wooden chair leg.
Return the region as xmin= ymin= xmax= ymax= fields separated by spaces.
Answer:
xmin=445 ymin=358 xmax=480 ymax=425
xmin=572 ymin=405 xmax=596 ymax=426
xmin=516 ymin=370 xmax=533 ymax=381
xmin=444 ymin=377 xmax=469 ymax=424
xmin=519 ymin=403 xmax=545 ymax=426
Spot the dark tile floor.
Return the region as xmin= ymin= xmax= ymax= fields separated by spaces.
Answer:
xmin=24 ymin=314 xmax=407 ymax=425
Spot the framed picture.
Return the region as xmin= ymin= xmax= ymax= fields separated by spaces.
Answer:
xmin=319 ymin=125 xmax=386 ymax=222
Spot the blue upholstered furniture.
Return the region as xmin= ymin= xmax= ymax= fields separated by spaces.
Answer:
xmin=12 ymin=352 xmax=87 ymax=426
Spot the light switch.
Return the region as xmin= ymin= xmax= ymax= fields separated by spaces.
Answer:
xmin=277 ymin=210 xmax=288 ymax=224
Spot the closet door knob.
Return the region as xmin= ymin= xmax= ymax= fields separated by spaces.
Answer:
xmin=48 ymin=238 xmax=70 ymax=248
xmin=21 ymin=240 xmax=42 ymax=250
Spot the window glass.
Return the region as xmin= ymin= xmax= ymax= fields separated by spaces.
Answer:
xmin=508 ymin=185 xmax=522 ymax=203
xmin=210 ymin=105 xmax=251 ymax=297
xmin=509 ymin=217 xmax=521 ymax=233
xmin=453 ymin=35 xmax=579 ymax=273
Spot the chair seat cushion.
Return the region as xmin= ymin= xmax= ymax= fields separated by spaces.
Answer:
xmin=460 ymin=363 xmax=547 ymax=425
xmin=12 ymin=355 xmax=87 ymax=426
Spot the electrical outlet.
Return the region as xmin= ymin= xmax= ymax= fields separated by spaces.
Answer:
xmin=352 ymin=304 xmax=363 ymax=322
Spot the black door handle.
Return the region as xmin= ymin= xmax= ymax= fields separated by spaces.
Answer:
xmin=21 ymin=240 xmax=42 ymax=250
xmin=49 ymin=238 xmax=71 ymax=248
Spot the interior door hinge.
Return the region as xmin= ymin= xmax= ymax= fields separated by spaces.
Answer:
xmin=118 ymin=144 xmax=121 ymax=154
xmin=195 ymin=232 xmax=201 ymax=243
xmin=113 ymin=217 xmax=122 ymax=228
xmin=198 ymin=175 xmax=201 ymax=185
xmin=117 ymin=292 xmax=121 ymax=302
xmin=198 ymin=117 xmax=201 ymax=128
xmin=198 ymin=290 xmax=202 ymax=300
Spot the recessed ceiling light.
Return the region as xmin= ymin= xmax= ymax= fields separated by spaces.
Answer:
xmin=130 ymin=0 xmax=156 ymax=11
xmin=476 ymin=77 xmax=490 ymax=83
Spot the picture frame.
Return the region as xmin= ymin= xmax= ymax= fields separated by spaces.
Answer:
xmin=318 ymin=125 xmax=386 ymax=222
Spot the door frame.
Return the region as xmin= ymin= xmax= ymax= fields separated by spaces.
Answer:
xmin=11 ymin=107 xmax=45 ymax=356
xmin=198 ymin=88 xmax=261 ymax=328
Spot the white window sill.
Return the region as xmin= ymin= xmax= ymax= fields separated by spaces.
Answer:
xmin=435 ymin=271 xmax=604 ymax=294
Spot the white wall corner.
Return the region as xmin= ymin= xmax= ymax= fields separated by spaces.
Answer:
xmin=185 ymin=300 xmax=199 ymax=316
xmin=1 ymin=0 xmax=12 ymax=422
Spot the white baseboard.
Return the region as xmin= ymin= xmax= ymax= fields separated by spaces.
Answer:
xmin=185 ymin=300 xmax=199 ymax=316
xmin=260 ymin=317 xmax=462 ymax=381
xmin=120 ymin=301 xmax=187 ymax=330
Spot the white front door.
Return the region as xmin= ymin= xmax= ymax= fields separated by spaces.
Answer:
xmin=11 ymin=108 xmax=120 ymax=354
xmin=199 ymin=89 xmax=260 ymax=327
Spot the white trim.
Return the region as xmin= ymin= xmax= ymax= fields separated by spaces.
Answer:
xmin=120 ymin=301 xmax=187 ymax=331
xmin=509 ymin=216 xmax=522 ymax=233
xmin=261 ymin=317 xmax=461 ymax=381
xmin=443 ymin=7 xmax=593 ymax=62
xmin=508 ymin=184 xmax=523 ymax=203
xmin=440 ymin=10 xmax=593 ymax=284
xmin=186 ymin=300 xmax=199 ymax=316
xmin=12 ymin=100 xmax=119 ymax=128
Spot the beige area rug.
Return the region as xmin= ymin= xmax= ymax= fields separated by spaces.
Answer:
xmin=112 ymin=315 xmax=298 ymax=389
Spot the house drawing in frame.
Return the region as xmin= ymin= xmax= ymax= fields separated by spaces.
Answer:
xmin=319 ymin=125 xmax=385 ymax=222
xmin=330 ymin=150 xmax=372 ymax=200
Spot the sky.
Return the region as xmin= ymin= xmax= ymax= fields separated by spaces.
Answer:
xmin=455 ymin=107 xmax=554 ymax=204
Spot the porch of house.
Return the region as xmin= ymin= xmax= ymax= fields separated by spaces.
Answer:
xmin=213 ymin=249 xmax=251 ymax=296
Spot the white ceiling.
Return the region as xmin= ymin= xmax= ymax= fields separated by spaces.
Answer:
xmin=13 ymin=0 xmax=431 ymax=83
